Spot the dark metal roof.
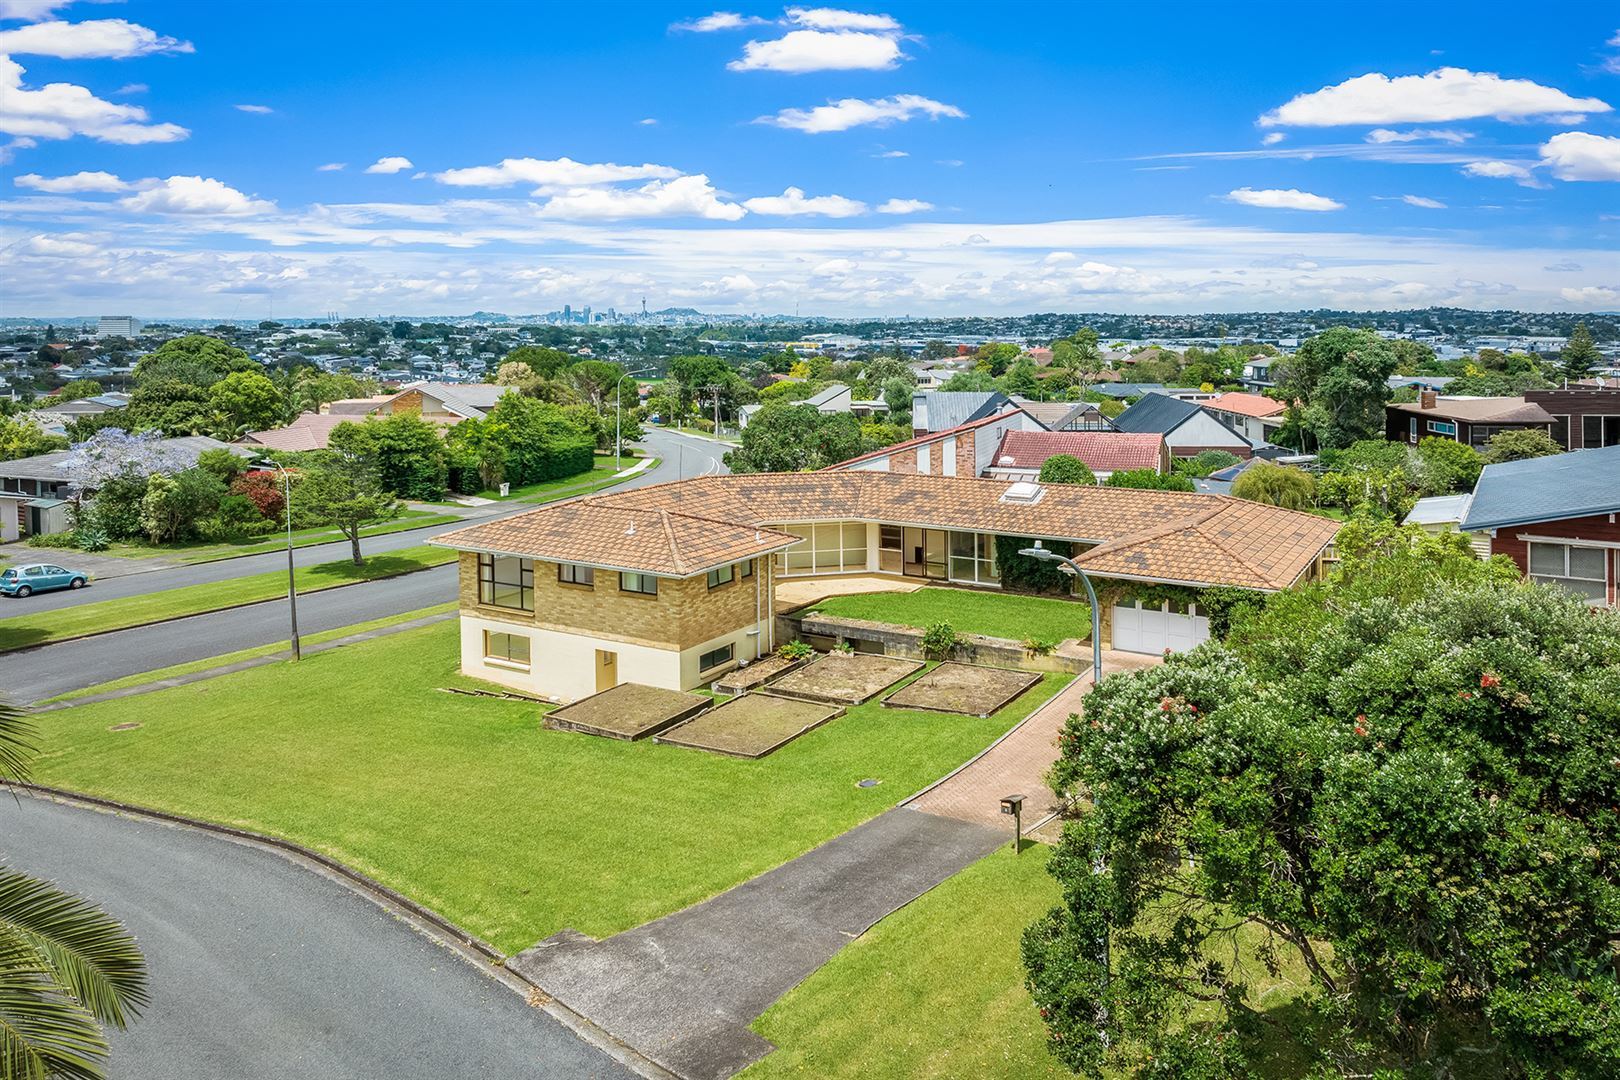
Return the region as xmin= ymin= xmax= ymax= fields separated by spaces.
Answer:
xmin=1460 ymin=444 xmax=1620 ymax=531
xmin=1111 ymin=392 xmax=1201 ymax=434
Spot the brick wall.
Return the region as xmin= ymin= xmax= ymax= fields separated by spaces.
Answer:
xmin=955 ymin=430 xmax=975 ymax=476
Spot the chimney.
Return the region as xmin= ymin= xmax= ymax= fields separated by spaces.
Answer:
xmin=1419 ymin=389 xmax=1437 ymax=409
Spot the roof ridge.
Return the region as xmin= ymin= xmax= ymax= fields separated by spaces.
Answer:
xmin=1076 ymin=503 xmax=1227 ymax=562
xmin=1183 ymin=504 xmax=1275 ymax=582
xmin=657 ymin=509 xmax=684 ymax=576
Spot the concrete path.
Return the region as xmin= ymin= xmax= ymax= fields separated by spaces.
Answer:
xmin=0 ymin=796 xmax=639 ymax=1080
xmin=510 ymin=807 xmax=1003 ymax=1080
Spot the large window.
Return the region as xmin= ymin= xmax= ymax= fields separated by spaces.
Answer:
xmin=777 ymin=522 xmax=868 ymax=575
xmin=483 ymin=630 xmax=531 ymax=669
xmin=1426 ymin=419 xmax=1457 ymax=437
xmin=1529 ymin=542 xmax=1608 ymax=604
xmin=948 ymin=531 xmax=999 ymax=585
xmin=699 ymin=643 xmax=734 ymax=671
xmin=620 ymin=571 xmax=658 ymax=596
xmin=707 ymin=564 xmax=734 ymax=589
xmin=558 ymin=563 xmax=594 ymax=587
xmin=478 ymin=554 xmax=533 ymax=611
xmin=1581 ymin=415 xmax=1620 ymax=449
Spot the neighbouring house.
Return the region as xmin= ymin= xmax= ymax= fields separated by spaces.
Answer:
xmin=1388 ymin=375 xmax=1455 ymax=393
xmin=737 ymin=383 xmax=888 ymax=430
xmin=236 ymin=411 xmax=361 ymax=452
xmin=1241 ymin=358 xmax=1277 ymax=391
xmin=910 ymin=390 xmax=1011 ymax=435
xmin=320 ymin=394 xmax=396 ymax=416
xmin=1203 ymin=392 xmax=1286 ymax=446
xmin=1111 ymin=393 xmax=1253 ymax=459
xmin=1460 ymin=443 xmax=1620 ymax=606
xmin=981 ymin=429 xmax=1170 ymax=482
xmin=1008 ymin=396 xmax=1115 ymax=432
xmin=1521 ymin=386 xmax=1620 ymax=450
xmin=828 ymin=410 xmax=1044 ymax=477
xmin=431 ymin=471 xmax=1341 ymax=700
xmin=1386 ymin=390 xmax=1555 ymax=449
xmin=373 ymin=381 xmax=510 ymax=422
xmin=0 ymin=435 xmax=250 ymax=541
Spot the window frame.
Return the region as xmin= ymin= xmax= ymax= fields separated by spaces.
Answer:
xmin=619 ymin=571 xmax=659 ymax=596
xmin=699 ymin=643 xmax=734 ymax=671
xmin=557 ymin=562 xmax=595 ymax=587
xmin=482 ymin=629 xmax=532 ymax=670
xmin=477 ymin=553 xmax=533 ymax=612
xmin=707 ymin=563 xmax=735 ymax=590
xmin=1528 ymin=541 xmax=1609 ymax=604
xmin=739 ymin=558 xmax=754 ymax=579
xmin=1581 ymin=414 xmax=1620 ymax=449
xmin=1426 ymin=419 xmax=1457 ymax=437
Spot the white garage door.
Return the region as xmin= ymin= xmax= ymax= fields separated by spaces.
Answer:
xmin=1111 ymin=600 xmax=1211 ymax=655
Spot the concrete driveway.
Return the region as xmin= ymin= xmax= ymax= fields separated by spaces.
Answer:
xmin=0 ymin=796 xmax=641 ymax=1080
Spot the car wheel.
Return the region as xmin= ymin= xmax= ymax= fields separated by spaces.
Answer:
xmin=70 ymin=577 xmax=86 ymax=589
xmin=14 ymin=585 xmax=30 ymax=597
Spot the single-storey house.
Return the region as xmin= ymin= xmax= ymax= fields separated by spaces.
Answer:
xmin=376 ymin=381 xmax=510 ymax=422
xmin=237 ymin=411 xmax=358 ymax=452
xmin=1459 ymin=443 xmax=1620 ymax=606
xmin=828 ymin=409 xmax=1044 ymax=478
xmin=431 ymin=471 xmax=1341 ymax=701
xmin=982 ymin=430 xmax=1169 ymax=482
xmin=1111 ymin=393 xmax=1253 ymax=459
xmin=1203 ymin=392 xmax=1286 ymax=446
xmin=737 ymin=383 xmax=888 ymax=430
xmin=1386 ymin=391 xmax=1555 ymax=449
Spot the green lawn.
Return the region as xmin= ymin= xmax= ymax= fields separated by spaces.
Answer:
xmin=0 ymin=544 xmax=454 ymax=652
xmin=807 ymin=587 xmax=1092 ymax=645
xmin=745 ymin=845 xmax=1071 ymax=1080
xmin=77 ymin=510 xmax=461 ymax=564
xmin=31 ymin=623 xmax=1068 ymax=953
xmin=41 ymin=602 xmax=457 ymax=704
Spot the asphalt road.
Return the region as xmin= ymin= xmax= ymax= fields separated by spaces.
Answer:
xmin=0 ymin=796 xmax=636 ymax=1080
xmin=8 ymin=429 xmax=732 ymax=702
xmin=12 ymin=429 xmax=730 ymax=616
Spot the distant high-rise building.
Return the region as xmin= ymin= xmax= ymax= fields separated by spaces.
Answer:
xmin=582 ymin=306 xmax=592 ymax=325
xmin=95 ymin=315 xmax=141 ymax=340
xmin=563 ymin=304 xmax=573 ymax=324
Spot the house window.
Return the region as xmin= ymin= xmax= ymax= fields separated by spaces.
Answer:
xmin=1581 ymin=415 xmax=1620 ymax=448
xmin=1426 ymin=419 xmax=1457 ymax=437
xmin=699 ymin=643 xmax=734 ymax=671
xmin=707 ymin=564 xmax=734 ymax=589
xmin=478 ymin=554 xmax=533 ymax=611
xmin=739 ymin=558 xmax=754 ymax=579
xmin=483 ymin=630 xmax=531 ymax=669
xmin=1550 ymin=415 xmax=1570 ymax=450
xmin=620 ymin=571 xmax=658 ymax=596
xmin=775 ymin=522 xmax=869 ymax=575
xmin=947 ymin=531 xmax=999 ymax=585
xmin=557 ymin=563 xmax=594 ymax=587
xmin=1528 ymin=542 xmax=1608 ymax=604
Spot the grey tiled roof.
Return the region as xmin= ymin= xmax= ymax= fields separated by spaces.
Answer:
xmin=1460 ymin=444 xmax=1620 ymax=531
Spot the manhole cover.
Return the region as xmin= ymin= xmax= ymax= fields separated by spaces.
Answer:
xmin=109 ymin=722 xmax=142 ymax=732
xmin=856 ymin=778 xmax=881 ymax=788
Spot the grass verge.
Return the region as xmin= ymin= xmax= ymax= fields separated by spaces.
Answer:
xmin=40 ymin=602 xmax=458 ymax=704
xmin=31 ymin=622 xmax=1068 ymax=953
xmin=0 ymin=543 xmax=453 ymax=652
xmin=743 ymin=845 xmax=1070 ymax=1080
xmin=807 ymin=586 xmax=1093 ymax=645
xmin=78 ymin=510 xmax=461 ymax=564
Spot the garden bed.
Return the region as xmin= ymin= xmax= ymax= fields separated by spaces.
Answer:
xmin=545 ymin=682 xmax=710 ymax=740
xmin=767 ymin=653 xmax=924 ymax=705
xmin=712 ymin=653 xmax=808 ymax=695
xmin=882 ymin=662 xmax=1043 ymax=718
xmin=656 ymin=693 xmax=844 ymax=759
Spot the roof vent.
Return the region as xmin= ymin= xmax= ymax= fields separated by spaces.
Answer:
xmin=1001 ymin=481 xmax=1045 ymax=505
xmin=999 ymin=455 xmax=1015 ymax=466
xmin=626 ymin=523 xmax=636 ymax=536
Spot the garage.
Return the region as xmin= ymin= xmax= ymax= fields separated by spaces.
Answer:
xmin=1110 ymin=599 xmax=1211 ymax=655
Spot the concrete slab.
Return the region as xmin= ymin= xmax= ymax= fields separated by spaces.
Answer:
xmin=509 ymin=807 xmax=1004 ymax=1080
xmin=546 ymin=683 xmax=711 ymax=740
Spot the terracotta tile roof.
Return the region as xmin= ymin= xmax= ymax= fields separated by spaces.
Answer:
xmin=583 ymin=471 xmax=1339 ymax=591
xmin=1205 ymin=392 xmax=1286 ymax=419
xmin=433 ymin=500 xmax=801 ymax=577
xmin=989 ymin=430 xmax=1164 ymax=473
xmin=238 ymin=412 xmax=353 ymax=451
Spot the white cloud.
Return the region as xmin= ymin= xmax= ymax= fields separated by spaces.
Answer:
xmin=1260 ymin=132 xmax=1285 ymax=146
xmin=364 ymin=156 xmax=414 ymax=174
xmin=1561 ymin=285 xmax=1620 ymax=306
xmin=1226 ymin=187 xmax=1344 ymax=211
xmin=1365 ymin=127 xmax=1471 ymax=144
xmin=15 ymin=169 xmax=128 ymax=192
xmin=743 ymin=186 xmax=866 ymax=217
xmin=671 ymin=11 xmax=770 ymax=32
xmin=876 ymin=197 xmax=931 ymax=214
xmin=434 ymin=156 xmax=679 ymax=192
xmin=1539 ymin=131 xmax=1620 ymax=181
xmin=0 ymin=18 xmax=191 ymax=59
xmin=1401 ymin=194 xmax=1446 ymax=208
xmin=113 ymin=83 xmax=146 ymax=95
xmin=638 ymin=117 xmax=657 ymax=125
xmin=0 ymin=0 xmax=76 ymax=18
xmin=874 ymin=149 xmax=908 ymax=158
xmin=759 ymin=94 xmax=964 ymax=134
xmin=1260 ymin=68 xmax=1611 ymax=127
xmin=316 ymin=162 xmax=345 ymax=172
xmin=937 ymin=158 xmax=963 ymax=167
xmin=0 ymin=57 xmax=188 ymax=143
xmin=235 ymin=103 xmax=273 ymax=115
xmin=729 ymin=29 xmax=901 ymax=73
xmin=1462 ymin=159 xmax=1535 ymax=181
xmin=786 ymin=7 xmax=900 ymax=31
xmin=535 ymin=174 xmax=745 ymax=221
xmin=119 ymin=176 xmax=275 ymax=215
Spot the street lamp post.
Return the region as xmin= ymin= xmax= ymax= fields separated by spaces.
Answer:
xmin=614 ymin=367 xmax=652 ymax=472
xmin=1017 ymin=540 xmax=1101 ymax=685
xmin=254 ymin=458 xmax=300 ymax=661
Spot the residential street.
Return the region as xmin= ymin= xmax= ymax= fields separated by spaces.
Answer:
xmin=7 ymin=429 xmax=730 ymax=701
xmin=0 ymin=796 xmax=638 ymax=1080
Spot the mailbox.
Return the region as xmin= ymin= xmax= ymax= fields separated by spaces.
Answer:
xmin=1001 ymin=793 xmax=1026 ymax=855
xmin=1000 ymin=794 xmax=1025 ymax=816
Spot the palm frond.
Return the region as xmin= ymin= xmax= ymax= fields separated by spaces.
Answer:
xmin=0 ymin=701 xmax=36 ymax=787
xmin=0 ymin=869 xmax=148 ymax=1029
xmin=0 ymin=930 xmax=108 ymax=1080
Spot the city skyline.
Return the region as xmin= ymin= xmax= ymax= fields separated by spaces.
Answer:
xmin=1 ymin=1 xmax=1618 ymax=317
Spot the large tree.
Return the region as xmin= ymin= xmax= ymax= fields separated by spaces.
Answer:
xmin=724 ymin=403 xmax=862 ymax=473
xmin=208 ymin=371 xmax=286 ymax=436
xmin=294 ymin=454 xmax=400 ymax=565
xmin=327 ymin=413 xmax=447 ymax=500
xmin=1275 ymin=327 xmax=1399 ymax=450
xmin=132 ymin=334 xmax=253 ymax=387
xmin=1559 ymin=322 xmax=1601 ymax=383
xmin=1024 ymin=527 xmax=1620 ymax=1078
xmin=1481 ymin=428 xmax=1565 ymax=464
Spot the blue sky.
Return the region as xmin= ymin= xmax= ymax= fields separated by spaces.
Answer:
xmin=1 ymin=0 xmax=1618 ymax=317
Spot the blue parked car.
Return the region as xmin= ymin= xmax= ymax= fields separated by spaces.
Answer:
xmin=0 ymin=563 xmax=89 ymax=598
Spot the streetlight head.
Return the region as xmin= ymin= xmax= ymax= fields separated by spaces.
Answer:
xmin=1018 ymin=546 xmax=1058 ymax=562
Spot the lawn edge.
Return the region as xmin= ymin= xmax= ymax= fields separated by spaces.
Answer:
xmin=8 ymin=783 xmax=678 ymax=1080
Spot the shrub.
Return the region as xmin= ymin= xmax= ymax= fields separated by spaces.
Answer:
xmin=1103 ymin=468 xmax=1195 ymax=492
xmin=994 ymin=536 xmax=1075 ymax=595
xmin=919 ymin=621 xmax=963 ymax=660
xmin=231 ymin=471 xmax=285 ymax=519
xmin=1230 ymin=461 xmax=1316 ymax=509
xmin=1022 ymin=638 xmax=1058 ymax=656
xmin=1036 ymin=454 xmax=1097 ymax=485
xmin=1174 ymin=449 xmax=1241 ymax=478
xmin=26 ymin=531 xmax=79 ymax=549
xmin=778 ymin=639 xmax=814 ymax=661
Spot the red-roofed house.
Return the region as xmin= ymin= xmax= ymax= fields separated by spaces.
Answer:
xmin=825 ymin=408 xmax=1044 ymax=477
xmin=982 ymin=429 xmax=1170 ymax=482
xmin=1203 ymin=392 xmax=1287 ymax=445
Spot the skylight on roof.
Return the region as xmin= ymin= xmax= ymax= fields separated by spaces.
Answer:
xmin=1001 ymin=481 xmax=1045 ymax=505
